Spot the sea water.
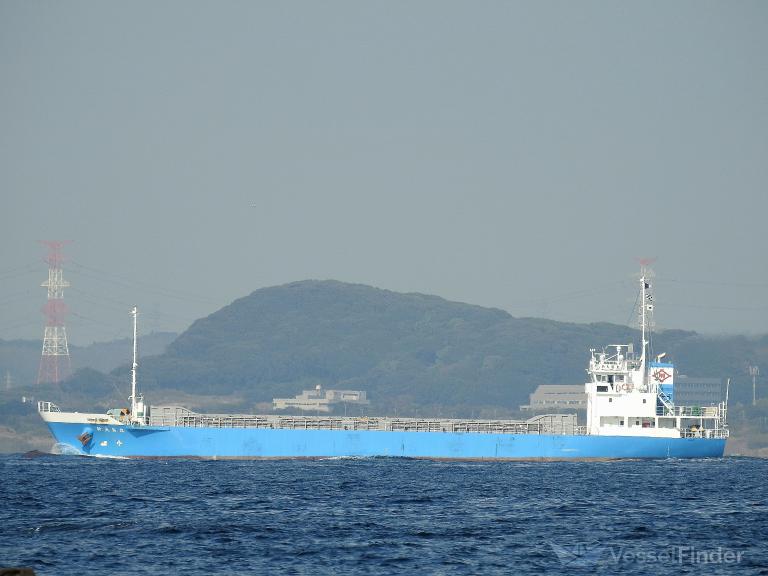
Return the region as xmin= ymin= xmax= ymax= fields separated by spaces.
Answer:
xmin=1 ymin=455 xmax=766 ymax=575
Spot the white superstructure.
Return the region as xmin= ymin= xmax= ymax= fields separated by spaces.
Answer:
xmin=585 ymin=269 xmax=728 ymax=439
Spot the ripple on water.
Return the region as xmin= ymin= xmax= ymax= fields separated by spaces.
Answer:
xmin=1 ymin=456 xmax=767 ymax=576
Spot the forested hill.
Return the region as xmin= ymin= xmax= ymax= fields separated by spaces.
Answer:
xmin=129 ymin=280 xmax=767 ymax=416
xmin=0 ymin=331 xmax=177 ymax=387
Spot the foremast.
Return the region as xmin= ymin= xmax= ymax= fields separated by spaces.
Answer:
xmin=129 ymin=306 xmax=146 ymax=425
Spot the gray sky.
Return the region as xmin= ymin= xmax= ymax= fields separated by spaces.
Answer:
xmin=1 ymin=1 xmax=766 ymax=344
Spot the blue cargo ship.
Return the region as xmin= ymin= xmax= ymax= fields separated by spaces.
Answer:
xmin=38 ymin=270 xmax=728 ymax=459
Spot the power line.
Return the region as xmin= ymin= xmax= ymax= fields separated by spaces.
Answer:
xmin=69 ymin=286 xmax=197 ymax=325
xmin=0 ymin=265 xmax=38 ymax=282
xmin=0 ymin=291 xmax=36 ymax=307
xmin=69 ymin=261 xmax=219 ymax=305
xmin=655 ymin=276 xmax=768 ymax=288
xmin=660 ymin=301 xmax=768 ymax=312
xmin=0 ymin=319 xmax=41 ymax=334
xmin=506 ymin=280 xmax=632 ymax=309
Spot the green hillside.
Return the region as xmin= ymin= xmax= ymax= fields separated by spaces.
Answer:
xmin=0 ymin=332 xmax=177 ymax=387
xmin=124 ymin=280 xmax=766 ymax=416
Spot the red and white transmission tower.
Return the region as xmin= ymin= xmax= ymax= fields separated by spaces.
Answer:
xmin=37 ymin=241 xmax=71 ymax=384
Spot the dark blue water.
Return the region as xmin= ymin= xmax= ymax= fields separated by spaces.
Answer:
xmin=1 ymin=455 xmax=767 ymax=575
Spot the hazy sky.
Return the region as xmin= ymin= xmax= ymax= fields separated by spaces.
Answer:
xmin=1 ymin=1 xmax=766 ymax=344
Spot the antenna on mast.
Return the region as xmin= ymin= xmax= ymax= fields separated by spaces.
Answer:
xmin=636 ymin=258 xmax=656 ymax=388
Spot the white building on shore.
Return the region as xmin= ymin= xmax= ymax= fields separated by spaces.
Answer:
xmin=273 ymin=385 xmax=369 ymax=413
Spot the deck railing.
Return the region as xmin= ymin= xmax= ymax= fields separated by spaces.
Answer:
xmin=656 ymin=405 xmax=720 ymax=418
xmin=680 ymin=428 xmax=729 ymax=439
xmin=148 ymin=408 xmax=580 ymax=436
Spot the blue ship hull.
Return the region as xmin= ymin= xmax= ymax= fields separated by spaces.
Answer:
xmin=45 ymin=421 xmax=726 ymax=459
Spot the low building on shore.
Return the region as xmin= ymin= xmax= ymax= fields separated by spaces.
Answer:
xmin=273 ymin=385 xmax=369 ymax=413
xmin=520 ymin=385 xmax=587 ymax=412
xmin=674 ymin=375 xmax=723 ymax=406
xmin=520 ymin=377 xmax=724 ymax=413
